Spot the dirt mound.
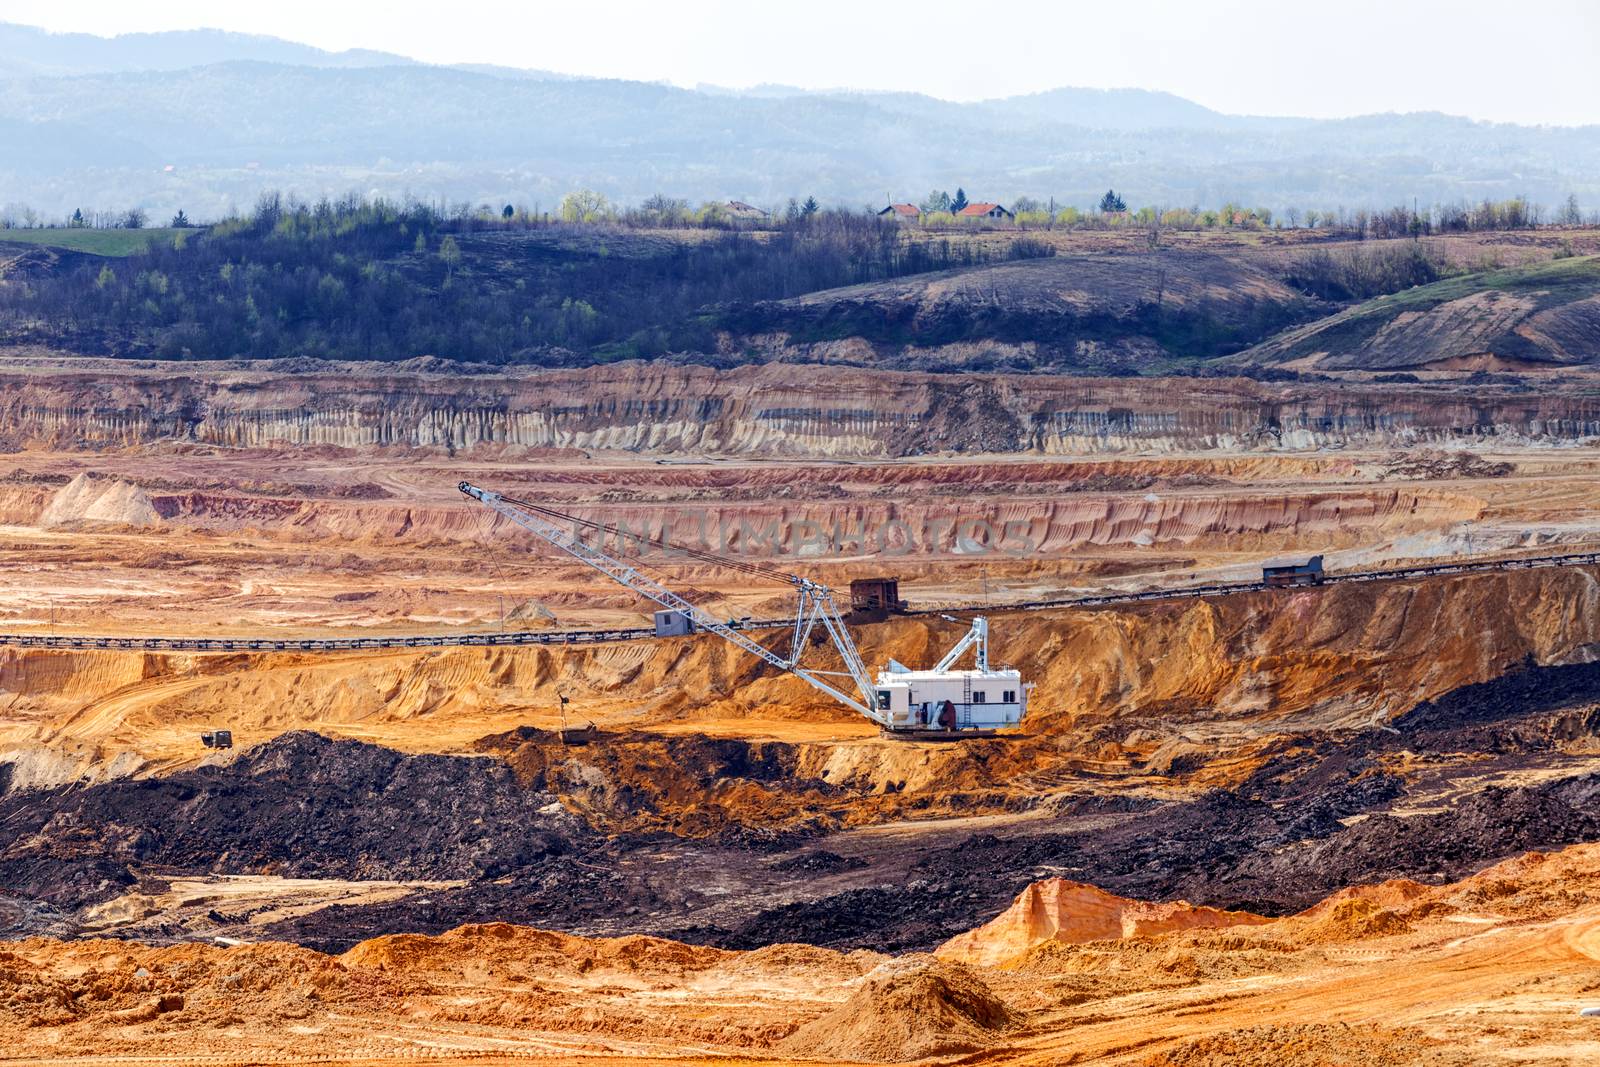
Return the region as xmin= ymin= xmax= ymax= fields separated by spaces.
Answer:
xmin=1238 ymin=255 xmax=1600 ymax=371
xmin=776 ymin=956 xmax=1017 ymax=1062
xmin=730 ymin=248 xmax=1318 ymax=372
xmin=343 ymin=921 xmax=732 ymax=984
xmin=0 ymin=244 xmax=98 ymax=281
xmin=1146 ymin=1023 xmax=1474 ymax=1066
xmin=481 ymin=728 xmax=851 ymax=838
xmin=1298 ymin=877 xmax=1432 ymax=917
xmin=1379 ymin=448 xmax=1514 ymax=480
xmin=39 ymin=472 xmax=160 ymax=527
xmin=1375 ymin=845 xmax=1600 ymax=925
xmin=1292 ymin=898 xmax=1412 ymax=944
xmin=0 ymin=937 xmax=396 ymax=1038
xmin=938 ymin=878 xmax=1271 ymax=968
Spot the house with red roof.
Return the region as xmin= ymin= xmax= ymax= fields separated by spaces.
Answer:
xmin=957 ymin=202 xmax=1015 ymax=221
xmin=877 ymin=203 xmax=921 ymax=222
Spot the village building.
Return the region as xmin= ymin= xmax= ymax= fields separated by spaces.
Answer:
xmin=877 ymin=203 xmax=920 ymax=222
xmin=725 ymin=201 xmax=771 ymax=221
xmin=957 ymin=202 xmax=1015 ymax=221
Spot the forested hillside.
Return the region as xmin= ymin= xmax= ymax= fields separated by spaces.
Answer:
xmin=0 ymin=197 xmax=1051 ymax=363
xmin=11 ymin=193 xmax=1600 ymax=374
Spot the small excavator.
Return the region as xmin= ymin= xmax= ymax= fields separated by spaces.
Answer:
xmin=459 ymin=482 xmax=1031 ymax=737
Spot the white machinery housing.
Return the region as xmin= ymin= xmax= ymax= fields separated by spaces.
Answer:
xmin=872 ymin=618 xmax=1028 ymax=731
xmin=459 ymin=482 xmax=1030 ymax=736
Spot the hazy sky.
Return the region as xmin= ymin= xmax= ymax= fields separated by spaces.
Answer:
xmin=7 ymin=0 xmax=1600 ymax=125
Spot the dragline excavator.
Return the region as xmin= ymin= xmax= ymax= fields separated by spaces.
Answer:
xmin=459 ymin=482 xmax=1031 ymax=736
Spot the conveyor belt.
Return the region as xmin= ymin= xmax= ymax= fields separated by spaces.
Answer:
xmin=5 ymin=548 xmax=1598 ymax=652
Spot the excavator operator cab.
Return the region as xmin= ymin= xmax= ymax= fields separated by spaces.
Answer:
xmin=875 ymin=684 xmax=911 ymax=721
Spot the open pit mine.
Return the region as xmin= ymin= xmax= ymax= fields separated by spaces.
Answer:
xmin=6 ymin=352 xmax=1600 ymax=1067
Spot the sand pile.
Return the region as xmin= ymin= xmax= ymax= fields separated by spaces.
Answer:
xmin=1271 ymin=845 xmax=1600 ymax=947
xmin=938 ymin=877 xmax=1271 ymax=968
xmin=1293 ymin=898 xmax=1412 ymax=943
xmin=776 ymin=956 xmax=1017 ymax=1062
xmin=39 ymin=473 xmax=161 ymax=527
xmin=343 ymin=921 xmax=733 ymax=986
xmin=1387 ymin=845 xmax=1600 ymax=923
xmin=1145 ymin=1023 xmax=1474 ymax=1067
xmin=0 ymin=947 xmax=77 ymax=1026
xmin=730 ymin=941 xmax=884 ymax=984
xmin=1299 ymin=877 xmax=1434 ymax=916
xmin=1276 ymin=877 xmax=1431 ymax=945
xmin=0 ymin=937 xmax=396 ymax=1038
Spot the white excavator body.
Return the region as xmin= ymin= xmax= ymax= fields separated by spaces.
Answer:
xmin=872 ymin=664 xmax=1029 ymax=730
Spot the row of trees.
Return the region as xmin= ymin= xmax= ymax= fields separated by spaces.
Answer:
xmin=0 ymin=206 xmax=193 ymax=230
xmin=896 ymin=191 xmax=1598 ymax=236
xmin=551 ymin=191 xmax=822 ymax=228
xmin=8 ymin=189 xmax=1594 ymax=238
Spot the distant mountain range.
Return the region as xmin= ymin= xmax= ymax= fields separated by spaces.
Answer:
xmin=2 ymin=21 xmax=1599 ymax=222
xmin=0 ymin=22 xmax=414 ymax=77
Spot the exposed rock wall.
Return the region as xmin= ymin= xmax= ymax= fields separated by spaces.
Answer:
xmin=60 ymin=483 xmax=1477 ymax=555
xmin=4 ymin=356 xmax=1600 ymax=457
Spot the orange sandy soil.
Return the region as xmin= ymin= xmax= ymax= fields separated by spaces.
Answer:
xmin=6 ymin=843 xmax=1600 ymax=1066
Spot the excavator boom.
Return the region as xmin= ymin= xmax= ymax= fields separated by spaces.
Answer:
xmin=459 ymin=482 xmax=885 ymax=723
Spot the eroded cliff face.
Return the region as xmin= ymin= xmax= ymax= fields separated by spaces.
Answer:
xmin=5 ymin=355 xmax=1600 ymax=457
xmin=12 ymin=471 xmax=1484 ymax=555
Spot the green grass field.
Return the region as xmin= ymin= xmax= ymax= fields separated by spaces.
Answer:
xmin=1359 ymin=254 xmax=1600 ymax=310
xmin=0 ymin=227 xmax=196 ymax=256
